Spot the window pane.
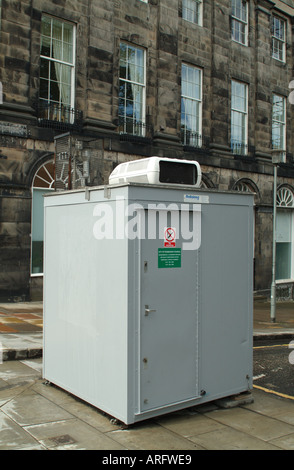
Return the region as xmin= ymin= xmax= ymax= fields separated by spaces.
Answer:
xmin=276 ymin=210 xmax=292 ymax=280
xmin=232 ymin=19 xmax=240 ymax=42
xmin=231 ymin=111 xmax=246 ymax=143
xmin=231 ymin=80 xmax=247 ymax=153
xmin=119 ymin=82 xmax=126 ymax=99
xmin=272 ymin=95 xmax=285 ymax=149
xmin=49 ymin=82 xmax=60 ymax=102
xmin=39 ymin=15 xmax=75 ymax=121
xmin=277 ymin=211 xmax=291 ymax=242
xmin=31 ymin=188 xmax=53 ymax=274
xmin=40 ymin=57 xmax=49 ymax=79
xmin=127 ymin=61 xmax=135 ymax=82
xmin=125 ymin=99 xmax=134 ymax=118
xmin=232 ymin=81 xmax=246 ymax=112
xmin=183 ymin=0 xmax=202 ymax=25
xmin=272 ymin=17 xmax=285 ymax=62
xmin=231 ymin=0 xmax=248 ymax=44
xmin=41 ymin=16 xmax=74 ymax=64
xmin=60 ymin=85 xmax=71 ymax=106
xmin=126 ymin=48 xmax=144 ymax=84
xmin=125 ymin=81 xmax=134 ymax=100
xmin=133 ymin=84 xmax=143 ymax=104
xmin=63 ymin=22 xmax=74 ymax=44
xmin=272 ymin=38 xmax=284 ymax=61
xmin=40 ymin=78 xmax=49 ymax=99
xmin=58 ymin=64 xmax=71 ymax=85
xmin=273 ymin=17 xmax=284 ymax=40
xmin=63 ymin=43 xmax=73 ymax=63
xmin=136 ymin=48 xmax=144 ymax=67
xmin=49 ymin=61 xmax=58 ymax=82
xmin=135 ymin=64 xmax=144 ymax=84
xmin=41 ymin=35 xmax=51 ymax=57
xmin=52 ymin=39 xmax=63 ymax=61
xmin=232 ymin=0 xmax=247 ymax=22
xmin=182 ymin=64 xmax=201 ymax=100
xmin=119 ymin=42 xmax=145 ymax=135
xmin=181 ymin=64 xmax=202 ymax=146
xmin=272 ymin=123 xmax=284 ymax=149
xmin=52 ymin=18 xmax=63 ymax=40
xmin=273 ymin=95 xmax=284 ymax=121
xmin=276 ymin=243 xmax=291 ymax=279
xmin=120 ymin=60 xmax=127 ymax=80
xmin=41 ymin=15 xmax=51 ymax=37
xmin=120 ymin=42 xmax=127 ymax=61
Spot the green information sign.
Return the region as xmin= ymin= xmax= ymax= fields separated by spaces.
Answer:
xmin=158 ymin=248 xmax=181 ymax=268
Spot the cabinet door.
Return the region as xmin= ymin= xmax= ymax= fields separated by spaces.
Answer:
xmin=138 ymin=206 xmax=201 ymax=412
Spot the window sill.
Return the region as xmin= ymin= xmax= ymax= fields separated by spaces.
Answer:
xmin=272 ymin=56 xmax=286 ymax=65
xmin=231 ymin=38 xmax=248 ymax=47
xmin=119 ymin=133 xmax=152 ymax=145
xmin=182 ymin=18 xmax=203 ymax=27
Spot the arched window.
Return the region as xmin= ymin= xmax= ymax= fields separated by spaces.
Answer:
xmin=233 ymin=179 xmax=259 ymax=201
xmin=199 ymin=173 xmax=215 ymax=189
xmin=277 ymin=186 xmax=294 ymax=208
xmin=31 ymin=161 xmax=55 ymax=275
xmin=234 ymin=180 xmax=254 ymax=193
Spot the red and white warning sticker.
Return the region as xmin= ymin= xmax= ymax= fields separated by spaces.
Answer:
xmin=164 ymin=227 xmax=176 ymax=247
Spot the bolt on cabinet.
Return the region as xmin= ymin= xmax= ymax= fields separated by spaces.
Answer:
xmin=43 ymin=183 xmax=253 ymax=425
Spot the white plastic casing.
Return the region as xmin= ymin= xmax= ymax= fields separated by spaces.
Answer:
xmin=109 ymin=156 xmax=202 ymax=187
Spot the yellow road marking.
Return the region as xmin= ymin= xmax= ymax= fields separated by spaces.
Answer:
xmin=253 ymin=343 xmax=294 ymax=398
xmin=253 ymin=384 xmax=294 ymax=400
xmin=254 ymin=344 xmax=289 ymax=349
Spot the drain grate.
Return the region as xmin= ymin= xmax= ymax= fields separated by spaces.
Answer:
xmin=48 ymin=434 xmax=76 ymax=445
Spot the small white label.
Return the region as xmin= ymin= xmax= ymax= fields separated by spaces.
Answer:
xmin=184 ymin=194 xmax=209 ymax=204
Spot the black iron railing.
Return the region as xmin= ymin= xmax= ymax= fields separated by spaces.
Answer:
xmin=36 ymin=101 xmax=83 ymax=131
xmin=118 ymin=117 xmax=153 ymax=143
xmin=181 ymin=129 xmax=210 ymax=150
xmin=230 ymin=140 xmax=250 ymax=156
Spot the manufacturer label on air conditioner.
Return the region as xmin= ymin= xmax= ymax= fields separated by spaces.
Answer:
xmin=184 ymin=194 xmax=209 ymax=204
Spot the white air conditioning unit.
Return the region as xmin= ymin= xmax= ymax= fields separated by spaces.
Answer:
xmin=109 ymin=157 xmax=202 ymax=187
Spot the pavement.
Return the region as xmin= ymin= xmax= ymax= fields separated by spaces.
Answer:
xmin=0 ymin=298 xmax=294 ymax=450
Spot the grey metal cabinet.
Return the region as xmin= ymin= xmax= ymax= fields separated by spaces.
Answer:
xmin=43 ymin=183 xmax=253 ymax=425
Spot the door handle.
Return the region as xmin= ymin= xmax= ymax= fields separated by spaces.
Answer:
xmin=145 ymin=305 xmax=157 ymax=316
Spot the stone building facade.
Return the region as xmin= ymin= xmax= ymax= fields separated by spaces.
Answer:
xmin=0 ymin=0 xmax=294 ymax=300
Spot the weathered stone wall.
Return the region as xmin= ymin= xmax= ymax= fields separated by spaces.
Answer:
xmin=0 ymin=186 xmax=31 ymax=301
xmin=0 ymin=0 xmax=294 ymax=299
xmin=0 ymin=0 xmax=88 ymax=300
xmin=0 ymin=133 xmax=55 ymax=300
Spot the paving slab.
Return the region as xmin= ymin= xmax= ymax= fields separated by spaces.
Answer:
xmin=0 ymin=412 xmax=46 ymax=450
xmin=1 ymin=388 xmax=74 ymax=427
xmin=1 ymin=358 xmax=294 ymax=450
xmin=187 ymin=426 xmax=280 ymax=450
xmin=106 ymin=422 xmax=203 ymax=451
xmin=243 ymin=388 xmax=294 ymax=418
xmin=0 ymin=332 xmax=42 ymax=361
xmin=269 ymin=433 xmax=294 ymax=450
xmin=0 ymin=300 xmax=294 ymax=450
xmin=24 ymin=419 xmax=127 ymax=451
xmin=202 ymin=406 xmax=294 ymax=442
xmin=155 ymin=410 xmax=225 ymax=438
